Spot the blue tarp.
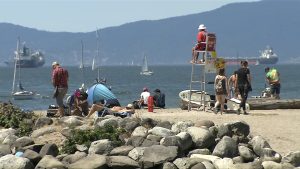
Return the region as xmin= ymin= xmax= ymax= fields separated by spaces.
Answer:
xmin=87 ymin=84 xmax=117 ymax=105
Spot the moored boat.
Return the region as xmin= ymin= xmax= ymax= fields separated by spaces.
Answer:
xmin=258 ymin=46 xmax=278 ymax=64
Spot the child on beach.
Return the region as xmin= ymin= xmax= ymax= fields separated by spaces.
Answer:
xmin=214 ymin=68 xmax=229 ymax=115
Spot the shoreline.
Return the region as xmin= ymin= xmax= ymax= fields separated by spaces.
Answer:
xmin=34 ymin=108 xmax=300 ymax=156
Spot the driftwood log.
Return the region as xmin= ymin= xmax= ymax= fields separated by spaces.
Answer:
xmin=248 ymin=99 xmax=300 ymax=110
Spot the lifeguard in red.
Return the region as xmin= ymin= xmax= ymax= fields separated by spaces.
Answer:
xmin=191 ymin=24 xmax=207 ymax=64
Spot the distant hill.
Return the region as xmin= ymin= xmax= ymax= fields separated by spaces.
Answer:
xmin=0 ymin=0 xmax=300 ymax=66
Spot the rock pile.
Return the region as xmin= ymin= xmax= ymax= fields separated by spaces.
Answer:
xmin=0 ymin=115 xmax=300 ymax=169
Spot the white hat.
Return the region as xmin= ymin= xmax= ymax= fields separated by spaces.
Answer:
xmin=198 ymin=24 xmax=206 ymax=30
xmin=126 ymin=104 xmax=133 ymax=109
xmin=52 ymin=61 xmax=59 ymax=66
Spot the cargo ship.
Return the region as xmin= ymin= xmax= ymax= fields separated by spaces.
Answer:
xmin=258 ymin=46 xmax=278 ymax=64
xmin=224 ymin=57 xmax=258 ymax=65
xmin=5 ymin=41 xmax=45 ymax=68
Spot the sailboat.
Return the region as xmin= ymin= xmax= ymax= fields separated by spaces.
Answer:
xmin=12 ymin=37 xmax=35 ymax=100
xmin=140 ymin=55 xmax=153 ymax=76
xmin=79 ymin=40 xmax=85 ymax=90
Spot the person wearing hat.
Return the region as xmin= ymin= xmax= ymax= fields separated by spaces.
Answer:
xmin=191 ymin=24 xmax=207 ymax=64
xmin=52 ymin=61 xmax=69 ymax=117
xmin=153 ymin=89 xmax=165 ymax=108
xmin=86 ymin=101 xmax=134 ymax=118
xmin=265 ymin=67 xmax=280 ymax=99
xmin=139 ymin=87 xmax=150 ymax=107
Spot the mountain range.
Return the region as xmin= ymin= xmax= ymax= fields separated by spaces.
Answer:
xmin=0 ymin=0 xmax=300 ymax=66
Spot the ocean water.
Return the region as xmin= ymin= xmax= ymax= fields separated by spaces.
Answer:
xmin=0 ymin=64 xmax=299 ymax=110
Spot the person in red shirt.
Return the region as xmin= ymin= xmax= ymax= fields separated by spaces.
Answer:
xmin=191 ymin=24 xmax=207 ymax=64
xmin=52 ymin=61 xmax=69 ymax=117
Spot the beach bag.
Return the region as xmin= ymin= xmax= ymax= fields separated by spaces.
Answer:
xmin=215 ymin=78 xmax=224 ymax=93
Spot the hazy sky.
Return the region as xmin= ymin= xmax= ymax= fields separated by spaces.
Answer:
xmin=0 ymin=0 xmax=258 ymax=32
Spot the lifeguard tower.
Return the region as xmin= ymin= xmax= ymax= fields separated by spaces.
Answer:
xmin=188 ymin=33 xmax=218 ymax=111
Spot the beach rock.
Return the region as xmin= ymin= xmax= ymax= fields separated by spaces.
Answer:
xmin=176 ymin=132 xmax=193 ymax=152
xmin=148 ymin=126 xmax=174 ymax=137
xmin=2 ymin=134 xmax=18 ymax=146
xmin=118 ymin=118 xmax=140 ymax=132
xmin=31 ymin=126 xmax=56 ymax=138
xmin=35 ymin=155 xmax=65 ymax=169
xmin=22 ymin=144 xmax=44 ymax=153
xmin=60 ymin=127 xmax=72 ymax=138
xmin=261 ymin=148 xmax=281 ymax=162
xmin=88 ymin=139 xmax=113 ymax=155
xmin=39 ymin=143 xmax=59 ymax=157
xmin=190 ymin=163 xmax=206 ymax=169
xmin=141 ymin=139 xmax=160 ymax=147
xmin=56 ymin=154 xmax=68 ymax=161
xmin=14 ymin=136 xmax=34 ymax=149
xmin=213 ymin=158 xmax=234 ymax=169
xmin=195 ymin=120 xmax=215 ymax=128
xmin=75 ymin=124 xmax=92 ymax=131
xmin=128 ymin=147 xmax=146 ymax=161
xmin=209 ymin=126 xmax=218 ymax=138
xmin=171 ymin=121 xmax=194 ymax=134
xmin=156 ymin=121 xmax=172 ymax=129
xmin=34 ymin=117 xmax=53 ymax=128
xmin=217 ymin=123 xmax=232 ymax=138
xmin=238 ymin=145 xmax=256 ymax=162
xmin=173 ymin=157 xmax=206 ymax=169
xmin=58 ymin=116 xmax=83 ymax=127
xmin=22 ymin=149 xmax=42 ymax=166
xmin=262 ymin=161 xmax=284 ymax=169
xmin=139 ymin=145 xmax=178 ymax=168
xmin=213 ymin=136 xmax=238 ymax=158
xmin=109 ymin=145 xmax=134 ymax=156
xmin=282 ymin=151 xmax=300 ymax=167
xmin=62 ymin=151 xmax=87 ymax=165
xmin=232 ymin=161 xmax=263 ymax=169
xmin=188 ymin=149 xmax=211 ymax=157
xmin=232 ymin=156 xmax=244 ymax=163
xmin=75 ymin=144 xmax=88 ymax=152
xmin=201 ymin=161 xmax=215 ymax=169
xmin=95 ymin=118 xmax=119 ymax=128
xmin=162 ymin=162 xmax=178 ymax=169
xmin=131 ymin=126 xmax=148 ymax=137
xmin=249 ymin=136 xmax=271 ymax=157
xmin=140 ymin=118 xmax=157 ymax=129
xmin=229 ymin=120 xmax=250 ymax=139
xmin=0 ymin=154 xmax=34 ymax=169
xmin=147 ymin=134 xmax=162 ymax=142
xmin=68 ymin=154 xmax=107 ymax=169
xmin=0 ymin=144 xmax=11 ymax=157
xmin=107 ymin=156 xmax=139 ymax=169
xmin=187 ymin=127 xmax=215 ymax=148
xmin=190 ymin=154 xmax=221 ymax=163
xmin=126 ymin=136 xmax=145 ymax=147
xmin=160 ymin=136 xmax=181 ymax=147
xmin=0 ymin=128 xmax=16 ymax=143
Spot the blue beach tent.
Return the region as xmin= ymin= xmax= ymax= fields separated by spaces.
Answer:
xmin=87 ymin=84 xmax=117 ymax=105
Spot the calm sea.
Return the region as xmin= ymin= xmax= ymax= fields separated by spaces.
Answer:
xmin=0 ymin=64 xmax=299 ymax=110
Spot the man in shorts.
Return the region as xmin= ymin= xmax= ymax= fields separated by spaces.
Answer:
xmin=265 ymin=67 xmax=280 ymax=99
xmin=52 ymin=61 xmax=69 ymax=117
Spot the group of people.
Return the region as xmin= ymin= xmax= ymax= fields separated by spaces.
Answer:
xmin=213 ymin=60 xmax=281 ymax=115
xmin=139 ymin=87 xmax=165 ymax=109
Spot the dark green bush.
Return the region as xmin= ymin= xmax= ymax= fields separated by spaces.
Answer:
xmin=61 ymin=125 xmax=126 ymax=154
xmin=0 ymin=102 xmax=37 ymax=136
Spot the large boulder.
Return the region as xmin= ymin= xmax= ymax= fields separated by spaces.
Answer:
xmin=58 ymin=116 xmax=84 ymax=127
xmin=229 ymin=121 xmax=250 ymax=139
xmin=0 ymin=128 xmax=16 ymax=143
xmin=126 ymin=136 xmax=145 ymax=147
xmin=107 ymin=156 xmax=139 ymax=169
xmin=22 ymin=149 xmax=42 ymax=165
xmin=282 ymin=151 xmax=300 ymax=167
xmin=62 ymin=151 xmax=87 ymax=165
xmin=2 ymin=134 xmax=18 ymax=146
xmin=232 ymin=161 xmax=263 ymax=169
xmin=156 ymin=121 xmax=172 ymax=130
xmin=14 ymin=136 xmax=34 ymax=149
xmin=148 ymin=127 xmax=175 ymax=137
xmin=249 ymin=136 xmax=271 ymax=157
xmin=35 ymin=155 xmax=65 ymax=169
xmin=261 ymin=148 xmax=282 ymax=162
xmin=88 ymin=139 xmax=114 ymax=155
xmin=68 ymin=154 xmax=107 ymax=169
xmin=39 ymin=143 xmax=59 ymax=157
xmin=190 ymin=154 xmax=221 ymax=163
xmin=131 ymin=126 xmax=148 ymax=137
xmin=176 ymin=132 xmax=193 ymax=152
xmin=31 ymin=126 xmax=56 ymax=138
xmin=0 ymin=154 xmax=34 ymax=169
xmin=187 ymin=127 xmax=215 ymax=148
xmin=262 ymin=161 xmax=285 ymax=169
xmin=217 ymin=123 xmax=232 ymax=139
xmin=128 ymin=147 xmax=146 ymax=161
xmin=34 ymin=117 xmax=53 ymax=128
xmin=195 ymin=120 xmax=215 ymax=128
xmin=212 ymin=136 xmax=238 ymax=158
xmin=0 ymin=144 xmax=11 ymax=157
xmin=109 ymin=145 xmax=134 ymax=156
xmin=140 ymin=118 xmax=157 ymax=129
xmin=238 ymin=145 xmax=256 ymax=162
xmin=140 ymin=145 xmax=178 ymax=168
xmin=173 ymin=157 xmax=207 ymax=169
xmin=171 ymin=121 xmax=194 ymax=134
xmin=95 ymin=118 xmax=119 ymax=128
xmin=213 ymin=158 xmax=234 ymax=169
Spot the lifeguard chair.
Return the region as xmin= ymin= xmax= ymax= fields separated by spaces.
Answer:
xmin=188 ymin=33 xmax=217 ymax=111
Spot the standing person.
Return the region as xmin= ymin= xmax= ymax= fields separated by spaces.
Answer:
xmin=153 ymin=89 xmax=165 ymax=108
xmin=235 ymin=61 xmax=252 ymax=115
xmin=140 ymin=87 xmax=150 ymax=107
xmin=265 ymin=67 xmax=280 ymax=99
xmin=214 ymin=68 xmax=229 ymax=115
xmin=191 ymin=24 xmax=207 ymax=64
xmin=52 ymin=61 xmax=69 ymax=117
xmin=228 ymin=71 xmax=239 ymax=99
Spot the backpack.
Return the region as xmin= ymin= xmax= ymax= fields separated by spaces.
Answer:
xmin=215 ymin=78 xmax=224 ymax=93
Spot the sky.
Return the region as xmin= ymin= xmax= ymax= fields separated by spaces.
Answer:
xmin=0 ymin=0 xmax=259 ymax=33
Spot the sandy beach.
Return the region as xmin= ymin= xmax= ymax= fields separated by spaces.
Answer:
xmin=35 ymin=108 xmax=300 ymax=156
xmin=136 ymin=108 xmax=300 ymax=156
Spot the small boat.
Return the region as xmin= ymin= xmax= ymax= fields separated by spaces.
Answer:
xmin=11 ymin=38 xmax=35 ymax=100
xmin=140 ymin=55 xmax=153 ymax=76
xmin=178 ymin=90 xmax=212 ymax=110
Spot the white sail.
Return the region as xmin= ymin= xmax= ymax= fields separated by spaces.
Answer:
xmin=140 ymin=55 xmax=153 ymax=75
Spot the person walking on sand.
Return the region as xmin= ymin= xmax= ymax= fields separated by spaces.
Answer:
xmin=52 ymin=61 xmax=68 ymax=117
xmin=265 ymin=67 xmax=280 ymax=99
xmin=235 ymin=61 xmax=252 ymax=115
xmin=228 ymin=71 xmax=239 ymax=99
xmin=191 ymin=24 xmax=207 ymax=64
xmin=214 ymin=68 xmax=229 ymax=115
